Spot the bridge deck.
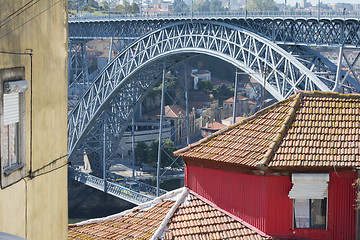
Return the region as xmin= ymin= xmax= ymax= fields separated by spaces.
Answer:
xmin=69 ymin=168 xmax=167 ymax=205
xmin=69 ymin=11 xmax=360 ymax=22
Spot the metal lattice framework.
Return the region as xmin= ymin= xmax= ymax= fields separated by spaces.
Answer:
xmin=69 ymin=168 xmax=167 ymax=205
xmin=69 ymin=15 xmax=360 ymax=47
xmin=68 ymin=41 xmax=91 ymax=107
xmin=68 ymin=20 xmax=360 ymax=163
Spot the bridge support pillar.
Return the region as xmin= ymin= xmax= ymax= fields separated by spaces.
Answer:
xmin=334 ymin=47 xmax=360 ymax=92
xmin=233 ymin=68 xmax=239 ymax=124
xmin=156 ymin=61 xmax=166 ymax=197
xmin=184 ymin=64 xmax=190 ymax=146
xmin=68 ymin=40 xmax=89 ymax=106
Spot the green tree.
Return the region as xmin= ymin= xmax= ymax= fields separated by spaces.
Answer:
xmin=128 ymin=2 xmax=140 ymax=14
xmin=247 ymin=0 xmax=278 ymax=12
xmin=82 ymin=3 xmax=95 ymax=13
xmin=88 ymin=0 xmax=99 ymax=8
xmin=173 ymin=0 xmax=189 ymax=12
xmin=148 ymin=139 xmax=177 ymax=168
xmin=68 ymin=0 xmax=78 ymax=11
xmin=135 ymin=142 xmax=149 ymax=165
xmin=198 ymin=80 xmax=213 ymax=92
xmin=209 ymin=0 xmax=224 ymax=12
xmin=193 ymin=0 xmax=210 ymax=12
xmin=101 ymin=1 xmax=109 ymax=11
xmin=212 ymin=84 xmax=233 ymax=104
xmin=148 ymin=141 xmax=159 ymax=167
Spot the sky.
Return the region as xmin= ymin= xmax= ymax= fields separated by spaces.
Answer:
xmin=274 ymin=0 xmax=359 ymax=7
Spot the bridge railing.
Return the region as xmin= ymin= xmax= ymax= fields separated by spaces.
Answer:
xmin=69 ymin=167 xmax=158 ymax=204
xmin=108 ymin=174 xmax=168 ymax=196
xmin=69 ymin=10 xmax=360 ymax=22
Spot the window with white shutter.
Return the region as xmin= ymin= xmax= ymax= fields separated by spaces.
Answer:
xmin=289 ymin=173 xmax=329 ymax=229
xmin=0 ymin=68 xmax=28 ymax=188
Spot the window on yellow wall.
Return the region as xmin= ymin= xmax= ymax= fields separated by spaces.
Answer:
xmin=0 ymin=68 xmax=28 ymax=188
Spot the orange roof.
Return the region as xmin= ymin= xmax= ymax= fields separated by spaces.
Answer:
xmin=145 ymin=105 xmax=187 ymax=119
xmin=68 ymin=188 xmax=271 ymax=239
xmin=201 ymin=121 xmax=226 ymax=130
xmin=68 ymin=200 xmax=174 ymax=239
xmin=223 ymin=116 xmax=244 ymax=123
xmin=163 ymin=192 xmax=271 ymax=240
xmin=224 ymin=95 xmax=250 ymax=103
xmin=175 ymin=91 xmax=360 ymax=169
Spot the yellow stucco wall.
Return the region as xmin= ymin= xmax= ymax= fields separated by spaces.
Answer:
xmin=0 ymin=0 xmax=68 ymax=239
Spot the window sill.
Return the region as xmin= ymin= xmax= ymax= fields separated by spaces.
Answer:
xmin=4 ymin=163 xmax=24 ymax=176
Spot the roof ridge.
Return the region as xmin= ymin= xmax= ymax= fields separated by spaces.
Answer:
xmin=298 ymin=90 xmax=360 ymax=99
xmin=151 ymin=188 xmax=189 ymax=240
xmin=255 ymin=92 xmax=302 ymax=168
xmin=174 ymin=95 xmax=295 ymax=156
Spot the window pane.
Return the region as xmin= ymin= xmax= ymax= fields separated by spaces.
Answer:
xmin=2 ymin=125 xmax=9 ymax=167
xmin=311 ymin=199 xmax=327 ymax=229
xmin=2 ymin=123 xmax=18 ymax=167
xmin=294 ymin=199 xmax=310 ymax=228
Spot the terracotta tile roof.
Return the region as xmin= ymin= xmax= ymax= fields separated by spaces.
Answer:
xmin=163 ymin=105 xmax=186 ymax=118
xmin=68 ymin=188 xmax=272 ymax=240
xmin=163 ymin=192 xmax=271 ymax=240
xmin=68 ymin=200 xmax=174 ymax=240
xmin=201 ymin=121 xmax=226 ymax=130
xmin=144 ymin=105 xmax=186 ymax=118
xmin=175 ymin=91 xmax=360 ymax=169
xmin=224 ymin=95 xmax=250 ymax=103
xmin=223 ymin=116 xmax=244 ymax=123
xmin=270 ymin=93 xmax=360 ymax=168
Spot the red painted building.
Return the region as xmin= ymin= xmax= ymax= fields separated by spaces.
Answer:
xmin=175 ymin=91 xmax=360 ymax=239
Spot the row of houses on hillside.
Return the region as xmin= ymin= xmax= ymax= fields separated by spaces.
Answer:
xmin=117 ymin=92 xmax=259 ymax=154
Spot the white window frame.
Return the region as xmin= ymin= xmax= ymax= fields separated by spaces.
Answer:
xmin=0 ymin=68 xmax=28 ymax=188
xmin=289 ymin=173 xmax=329 ymax=230
xmin=293 ymin=198 xmax=328 ymax=229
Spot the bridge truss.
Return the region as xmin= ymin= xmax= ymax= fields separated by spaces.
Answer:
xmin=68 ymin=18 xmax=360 ymax=204
xmin=69 ymin=14 xmax=360 ymax=47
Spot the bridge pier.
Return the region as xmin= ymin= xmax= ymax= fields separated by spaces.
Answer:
xmin=334 ymin=47 xmax=360 ymax=93
xmin=68 ymin=40 xmax=89 ymax=106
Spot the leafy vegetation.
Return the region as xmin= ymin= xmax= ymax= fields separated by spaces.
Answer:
xmin=193 ymin=0 xmax=224 ymax=12
xmin=135 ymin=139 xmax=177 ymax=168
xmin=134 ymin=142 xmax=148 ymax=166
xmin=198 ymin=80 xmax=213 ymax=93
xmin=247 ymin=0 xmax=278 ymax=12
xmin=212 ymin=84 xmax=234 ymax=104
xmin=68 ymin=0 xmax=139 ymax=15
xmin=172 ymin=0 xmax=189 ymax=12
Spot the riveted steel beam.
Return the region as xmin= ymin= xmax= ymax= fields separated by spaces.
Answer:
xmin=69 ymin=21 xmax=355 ymax=164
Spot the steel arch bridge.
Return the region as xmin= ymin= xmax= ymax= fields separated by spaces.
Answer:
xmin=68 ymin=20 xmax=360 ymax=166
xmin=69 ymin=13 xmax=360 ymax=47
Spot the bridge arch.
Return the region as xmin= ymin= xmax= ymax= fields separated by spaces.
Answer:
xmin=68 ymin=20 xmax=347 ymax=160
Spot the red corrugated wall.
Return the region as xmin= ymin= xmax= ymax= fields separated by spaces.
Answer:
xmin=186 ymin=165 xmax=357 ymax=239
xmin=328 ymin=171 xmax=357 ymax=240
xmin=186 ymin=165 xmax=268 ymax=231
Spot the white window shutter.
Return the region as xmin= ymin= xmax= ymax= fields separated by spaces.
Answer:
xmin=288 ymin=173 xmax=329 ymax=199
xmin=4 ymin=93 xmax=19 ymax=125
